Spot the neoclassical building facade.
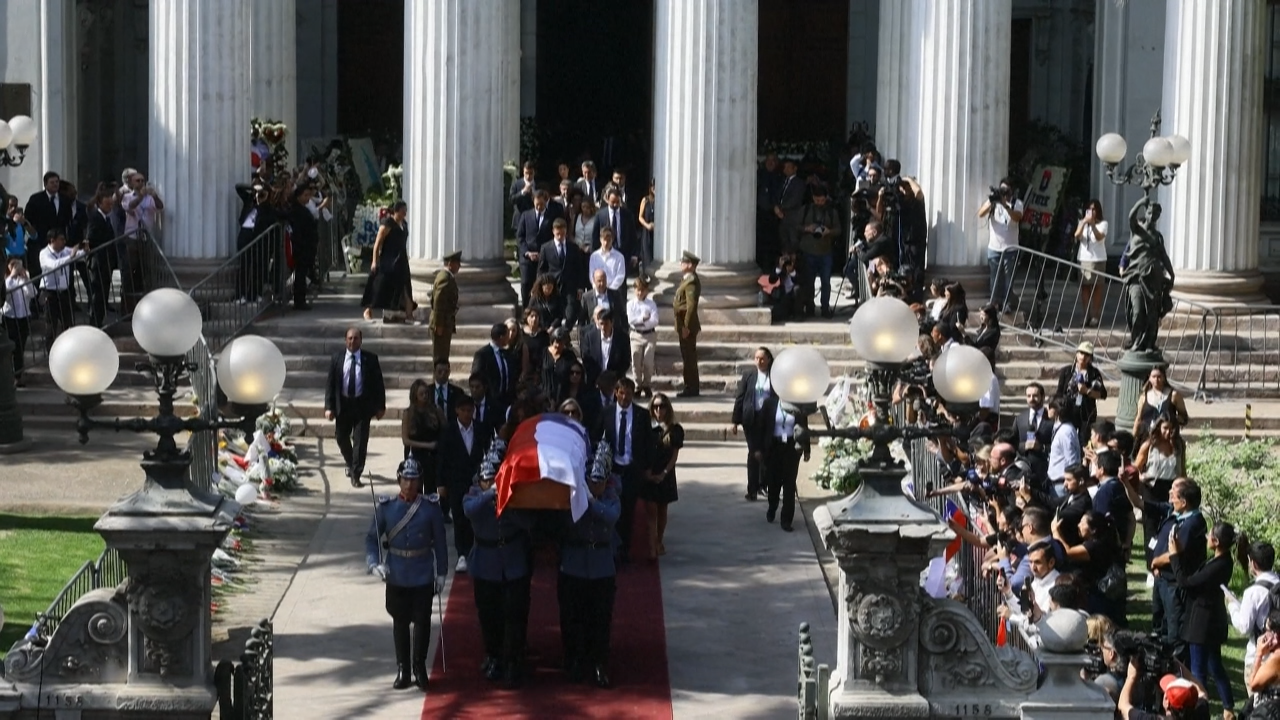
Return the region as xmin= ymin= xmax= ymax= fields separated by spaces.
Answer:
xmin=0 ymin=0 xmax=1271 ymax=306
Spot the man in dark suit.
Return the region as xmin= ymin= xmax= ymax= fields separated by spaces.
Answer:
xmin=575 ymin=161 xmax=601 ymax=205
xmin=84 ymin=192 xmax=117 ymax=327
xmin=24 ymin=171 xmax=72 ymax=272
xmin=537 ymin=218 xmax=584 ymax=327
xmin=324 ymin=327 xmax=386 ymax=487
xmin=508 ymin=162 xmax=537 ymax=230
xmin=774 ymin=159 xmax=806 ymax=251
xmin=579 ymin=308 xmax=631 ymax=389
xmin=600 ymin=377 xmax=653 ymax=563
xmin=579 ymin=269 xmax=622 ymax=327
xmin=592 ymin=190 xmax=638 ymax=273
xmin=753 ymin=391 xmax=810 ymax=532
xmin=471 ymin=323 xmax=516 ymax=408
xmin=732 ymin=348 xmax=774 ymax=501
xmin=1010 ymin=382 xmax=1054 ymax=481
xmin=430 ymin=359 xmax=467 ymax=424
xmin=516 ymin=191 xmax=556 ymax=307
xmin=437 ymin=394 xmax=492 ymax=571
xmin=1148 ymin=478 xmax=1207 ymax=657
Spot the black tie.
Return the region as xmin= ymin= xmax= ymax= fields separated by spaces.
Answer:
xmin=617 ymin=407 xmax=628 ymax=459
xmin=346 ymin=356 xmax=357 ymax=398
xmin=612 ymin=210 xmax=620 ymax=242
xmin=497 ymin=351 xmax=507 ymax=394
xmin=559 ymin=243 xmax=565 ymax=261
xmin=436 ymin=386 xmax=445 ymax=409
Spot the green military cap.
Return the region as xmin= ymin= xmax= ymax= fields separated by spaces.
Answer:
xmin=681 ymin=250 xmax=700 ymax=265
xmin=443 ymin=250 xmax=462 ymax=263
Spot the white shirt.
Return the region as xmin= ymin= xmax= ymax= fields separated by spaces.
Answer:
xmin=613 ymin=403 xmax=634 ymax=465
xmin=343 ymin=351 xmax=364 ymax=396
xmin=774 ymin=402 xmax=796 ymax=440
xmin=458 ymin=420 xmax=475 ymax=455
xmin=600 ymin=330 xmax=614 ymax=364
xmin=1047 ymin=422 xmax=1081 ymax=480
xmin=242 ymin=207 xmax=258 ymax=229
xmin=774 ymin=265 xmax=796 ymax=293
xmin=39 ymin=245 xmax=83 ymax=291
xmin=1076 ymin=220 xmax=1109 ymax=263
xmin=627 ymin=297 xmax=659 ymax=333
xmin=590 ymin=248 xmax=626 ymax=290
xmin=979 ymin=374 xmax=1001 ymax=414
xmin=1002 ymin=568 xmax=1060 ymax=621
xmin=3 ymin=276 xmax=36 ymax=318
xmin=122 ymin=190 xmax=160 ymax=233
xmin=1229 ymin=571 xmax=1279 ymax=670
xmin=591 ymin=288 xmax=612 ymax=316
xmin=754 ymin=373 xmax=772 ymax=411
xmin=987 ymin=198 xmax=1025 ymax=252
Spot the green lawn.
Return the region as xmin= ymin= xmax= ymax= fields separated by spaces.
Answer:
xmin=0 ymin=514 xmax=106 ymax=657
xmin=1124 ymin=546 xmax=1248 ymax=714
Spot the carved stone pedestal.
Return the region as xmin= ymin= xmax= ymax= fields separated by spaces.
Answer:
xmin=2 ymin=455 xmax=238 ymax=719
xmin=1115 ymin=349 xmax=1165 ymax=434
xmin=813 ymin=458 xmax=953 ymax=718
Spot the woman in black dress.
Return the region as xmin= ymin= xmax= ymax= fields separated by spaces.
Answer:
xmin=640 ymin=393 xmax=683 ymax=560
xmin=527 ymin=274 xmax=566 ymax=331
xmin=519 ymin=307 xmax=549 ymax=385
xmin=541 ymin=324 xmax=578 ymax=403
xmin=1053 ymin=510 xmax=1123 ymax=626
xmin=362 ymin=200 xmax=414 ymax=322
xmin=637 ymin=179 xmax=656 ymax=271
xmin=401 ymin=379 xmax=444 ymax=494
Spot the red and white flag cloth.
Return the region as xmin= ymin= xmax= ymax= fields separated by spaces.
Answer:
xmin=495 ymin=414 xmax=592 ymax=521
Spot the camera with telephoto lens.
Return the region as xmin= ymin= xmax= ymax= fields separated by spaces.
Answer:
xmin=1112 ymin=631 xmax=1181 ymax=712
xmin=988 ymin=185 xmax=1006 ymax=205
xmin=1082 ymin=641 xmax=1109 ymax=679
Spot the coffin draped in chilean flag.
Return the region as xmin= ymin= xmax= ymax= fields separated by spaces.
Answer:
xmin=495 ymin=413 xmax=592 ymax=522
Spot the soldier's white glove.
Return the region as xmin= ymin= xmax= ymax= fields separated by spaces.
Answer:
xmin=434 ymin=575 xmax=447 ymax=593
xmin=369 ymin=564 xmax=389 ymax=582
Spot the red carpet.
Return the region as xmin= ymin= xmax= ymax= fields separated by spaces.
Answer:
xmin=422 ymin=502 xmax=673 ymax=719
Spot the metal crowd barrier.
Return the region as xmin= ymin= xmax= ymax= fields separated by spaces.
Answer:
xmin=188 ymin=223 xmax=287 ymax=354
xmin=1187 ymin=305 xmax=1280 ymax=398
xmin=30 ymin=547 xmax=126 ymax=639
xmin=994 ymin=246 xmax=1214 ymax=399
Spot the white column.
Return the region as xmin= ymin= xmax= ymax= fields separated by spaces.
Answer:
xmin=150 ymin=0 xmax=250 ymax=261
xmin=502 ymin=3 xmax=521 ymax=166
xmin=519 ymin=0 xmax=538 ymax=117
xmin=39 ymin=0 xmax=76 ymax=183
xmin=1091 ymin=0 xmax=1167 ymax=256
xmin=403 ymin=0 xmax=517 ymax=308
xmin=913 ymin=0 xmax=1011 ymax=277
xmin=250 ymin=0 xmax=297 ymax=159
xmin=653 ymin=0 xmax=758 ymax=306
xmin=874 ymin=0 xmax=921 ymax=174
xmin=1162 ymin=0 xmax=1267 ymax=304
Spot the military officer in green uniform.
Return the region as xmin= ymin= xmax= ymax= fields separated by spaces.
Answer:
xmin=430 ymin=251 xmax=461 ymax=365
xmin=365 ymin=459 xmax=449 ymax=692
xmin=673 ymin=250 xmax=701 ymax=398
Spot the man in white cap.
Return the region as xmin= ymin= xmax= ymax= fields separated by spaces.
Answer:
xmin=1054 ymin=341 xmax=1107 ymax=427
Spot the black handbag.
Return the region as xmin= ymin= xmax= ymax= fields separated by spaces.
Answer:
xmin=1097 ymin=562 xmax=1126 ymax=601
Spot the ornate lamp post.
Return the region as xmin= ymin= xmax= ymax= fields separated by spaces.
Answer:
xmin=1095 ymin=110 xmax=1190 ymax=431
xmin=775 ymin=297 xmax=999 ymax=718
xmin=3 ymin=289 xmax=286 ymax=718
xmin=0 ymin=115 xmax=36 ymax=167
xmin=0 ymin=116 xmax=38 ymax=454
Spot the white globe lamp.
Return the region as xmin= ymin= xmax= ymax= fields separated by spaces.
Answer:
xmin=217 ymin=335 xmax=287 ymax=405
xmin=49 ymin=326 xmax=120 ymax=396
xmin=849 ymin=297 xmax=919 ymax=365
xmin=0 ymin=121 xmax=11 ymax=151
xmin=1142 ymin=137 xmax=1175 ymax=168
xmin=1167 ymin=135 xmax=1191 ymax=166
xmin=1094 ymin=133 xmax=1127 ymax=165
xmin=8 ymin=115 xmax=36 ymax=147
xmin=932 ymin=345 xmax=995 ymax=404
xmin=132 ymin=288 xmax=204 ymax=357
xmin=772 ymin=346 xmax=832 ymax=405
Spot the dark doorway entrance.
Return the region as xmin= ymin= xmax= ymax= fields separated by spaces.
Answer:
xmin=336 ymin=0 xmax=404 ymax=143
xmin=758 ymin=0 xmax=849 ymax=146
xmin=535 ymin=0 xmax=655 ymax=188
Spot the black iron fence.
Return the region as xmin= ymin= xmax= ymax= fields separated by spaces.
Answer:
xmin=188 ymin=223 xmax=288 ymax=354
xmin=25 ymin=547 xmax=126 ymax=641
xmin=215 ymin=618 xmax=274 ymax=720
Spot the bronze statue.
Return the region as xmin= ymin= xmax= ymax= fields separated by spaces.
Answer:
xmin=1122 ymin=196 xmax=1175 ymax=353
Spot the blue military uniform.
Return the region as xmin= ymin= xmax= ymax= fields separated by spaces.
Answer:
xmin=558 ymin=476 xmax=621 ymax=687
xmin=463 ymin=485 xmax=533 ymax=681
xmin=364 ymin=462 xmax=449 ymax=692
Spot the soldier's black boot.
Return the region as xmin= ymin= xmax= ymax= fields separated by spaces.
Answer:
xmin=412 ymin=661 xmax=429 ymax=692
xmin=392 ymin=665 xmax=413 ymax=690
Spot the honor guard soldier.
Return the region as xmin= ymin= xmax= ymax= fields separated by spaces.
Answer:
xmin=365 ymin=459 xmax=449 ymax=692
xmin=430 ymin=250 xmax=461 ymax=365
xmin=558 ymin=446 xmax=621 ymax=688
xmin=673 ymin=250 xmax=701 ymax=398
xmin=462 ymin=451 xmax=532 ymax=687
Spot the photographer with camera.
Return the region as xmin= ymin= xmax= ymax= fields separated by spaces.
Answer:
xmin=797 ymin=185 xmax=841 ymax=319
xmin=977 ymin=178 xmax=1024 ymax=313
xmin=1056 ymin=342 xmax=1109 ymax=427
xmin=764 ymin=251 xmax=800 ymax=323
xmin=1119 ymin=661 xmax=1210 ymax=720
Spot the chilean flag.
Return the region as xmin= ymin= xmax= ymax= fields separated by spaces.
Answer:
xmin=495 ymin=413 xmax=592 ymax=521
xmin=943 ymin=498 xmax=966 ymax=562
xmin=925 ymin=499 xmax=969 ymax=599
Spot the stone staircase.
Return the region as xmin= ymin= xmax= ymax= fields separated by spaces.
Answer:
xmin=13 ymin=277 xmax=1275 ymax=439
